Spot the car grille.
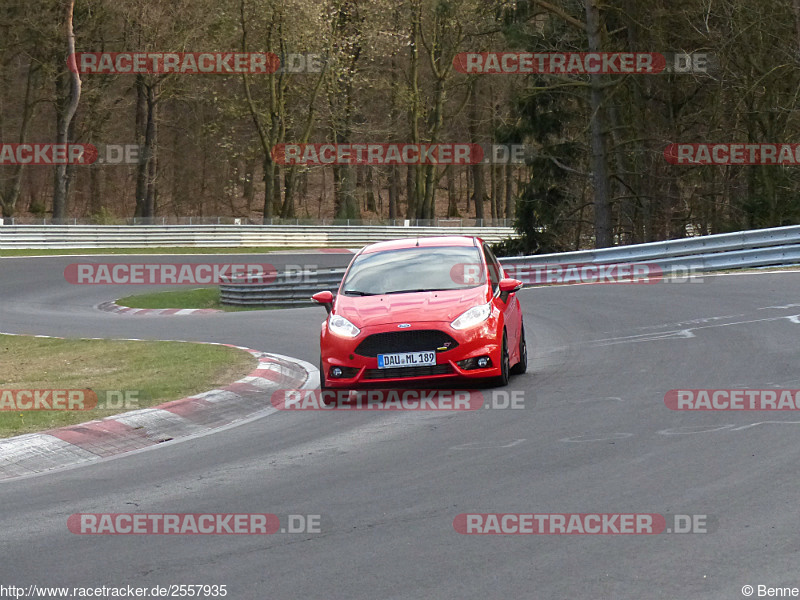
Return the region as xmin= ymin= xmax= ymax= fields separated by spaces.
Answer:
xmin=362 ymin=364 xmax=455 ymax=380
xmin=355 ymin=330 xmax=459 ymax=357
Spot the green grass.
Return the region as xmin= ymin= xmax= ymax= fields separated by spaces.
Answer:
xmin=117 ymin=287 xmax=270 ymax=312
xmin=0 ymin=334 xmax=258 ymax=438
xmin=0 ymin=247 xmax=305 ymax=257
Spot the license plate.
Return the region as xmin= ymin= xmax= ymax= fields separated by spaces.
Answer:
xmin=377 ymin=351 xmax=436 ymax=369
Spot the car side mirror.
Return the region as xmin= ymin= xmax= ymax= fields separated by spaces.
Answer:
xmin=498 ymin=278 xmax=523 ymax=303
xmin=311 ymin=291 xmax=334 ymax=314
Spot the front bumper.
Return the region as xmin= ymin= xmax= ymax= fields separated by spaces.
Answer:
xmin=320 ymin=320 xmax=502 ymax=388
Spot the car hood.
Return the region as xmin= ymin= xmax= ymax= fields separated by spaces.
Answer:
xmin=335 ymin=286 xmax=489 ymax=328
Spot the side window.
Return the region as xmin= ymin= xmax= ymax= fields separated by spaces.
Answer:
xmin=483 ymin=244 xmax=501 ymax=293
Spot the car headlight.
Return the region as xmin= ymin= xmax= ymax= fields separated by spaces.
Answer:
xmin=451 ymin=303 xmax=492 ymax=330
xmin=328 ymin=315 xmax=361 ymax=338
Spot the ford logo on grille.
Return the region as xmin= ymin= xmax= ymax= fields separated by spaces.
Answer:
xmin=398 ymin=323 xmax=412 ymax=328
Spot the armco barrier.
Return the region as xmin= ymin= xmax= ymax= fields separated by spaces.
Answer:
xmin=498 ymin=225 xmax=800 ymax=272
xmin=221 ymin=268 xmax=347 ymax=308
xmin=0 ymin=224 xmax=516 ymax=249
xmin=220 ymin=224 xmax=800 ymax=307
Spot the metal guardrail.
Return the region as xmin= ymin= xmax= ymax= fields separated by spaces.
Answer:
xmin=220 ymin=224 xmax=800 ymax=307
xmin=221 ymin=268 xmax=347 ymax=308
xmin=499 ymin=224 xmax=800 ymax=272
xmin=0 ymin=217 xmax=514 ymax=227
xmin=0 ymin=224 xmax=516 ymax=249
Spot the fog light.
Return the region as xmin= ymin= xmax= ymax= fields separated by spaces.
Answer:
xmin=456 ymin=356 xmax=492 ymax=371
xmin=328 ymin=366 xmax=359 ymax=379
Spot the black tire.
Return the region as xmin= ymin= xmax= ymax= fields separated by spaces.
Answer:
xmin=319 ymin=358 xmax=328 ymax=390
xmin=510 ymin=324 xmax=527 ymax=375
xmin=493 ymin=332 xmax=510 ymax=387
xmin=319 ymin=359 xmax=337 ymax=406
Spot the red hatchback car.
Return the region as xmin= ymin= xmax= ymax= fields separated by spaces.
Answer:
xmin=312 ymin=236 xmax=526 ymax=389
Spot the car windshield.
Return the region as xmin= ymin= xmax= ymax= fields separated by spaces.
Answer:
xmin=341 ymin=245 xmax=486 ymax=296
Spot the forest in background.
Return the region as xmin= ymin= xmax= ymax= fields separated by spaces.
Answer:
xmin=1 ymin=0 xmax=799 ymax=252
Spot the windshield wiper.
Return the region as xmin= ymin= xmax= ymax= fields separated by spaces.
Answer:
xmin=383 ymin=288 xmax=446 ymax=295
xmin=343 ymin=289 xmax=377 ymax=296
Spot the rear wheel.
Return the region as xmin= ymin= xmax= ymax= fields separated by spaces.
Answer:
xmin=493 ymin=332 xmax=510 ymax=387
xmin=510 ymin=324 xmax=527 ymax=375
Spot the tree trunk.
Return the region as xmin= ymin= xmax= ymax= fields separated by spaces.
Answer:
xmin=419 ymin=73 xmax=445 ymax=220
xmin=585 ymin=0 xmax=612 ymax=247
xmin=263 ymin=156 xmax=274 ymax=220
xmin=490 ymin=164 xmax=498 ymax=222
xmin=388 ymin=165 xmax=399 ymax=220
xmin=134 ymin=78 xmax=158 ymax=219
xmin=281 ymin=167 xmax=296 ymax=218
xmin=406 ymin=166 xmax=415 ymax=220
xmin=243 ymin=158 xmax=256 ymax=213
xmin=406 ymin=0 xmax=421 ymax=219
xmin=145 ymin=87 xmax=157 ymax=218
xmin=504 ymin=164 xmax=514 ymax=220
xmin=0 ymin=60 xmax=37 ymax=218
xmin=365 ymin=167 xmax=377 ymax=213
xmin=335 ymin=165 xmax=359 ymax=219
xmin=794 ymin=0 xmax=800 ymax=53
xmin=446 ymin=165 xmax=459 ymax=217
xmin=52 ymin=0 xmax=81 ymax=221
xmin=472 ymin=163 xmax=485 ymax=222
xmin=468 ymin=79 xmax=484 ymax=222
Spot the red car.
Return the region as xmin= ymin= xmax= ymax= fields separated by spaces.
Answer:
xmin=312 ymin=236 xmax=526 ymax=389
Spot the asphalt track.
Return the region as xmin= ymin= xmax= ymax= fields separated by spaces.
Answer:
xmin=2 ymin=254 xmax=800 ymax=599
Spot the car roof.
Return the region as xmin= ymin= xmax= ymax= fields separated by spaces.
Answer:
xmin=360 ymin=236 xmax=483 ymax=254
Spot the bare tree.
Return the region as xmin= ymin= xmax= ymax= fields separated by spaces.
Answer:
xmin=52 ymin=0 xmax=82 ymax=220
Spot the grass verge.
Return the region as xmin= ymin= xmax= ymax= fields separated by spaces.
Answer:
xmin=116 ymin=287 xmax=269 ymax=311
xmin=0 ymin=334 xmax=258 ymax=438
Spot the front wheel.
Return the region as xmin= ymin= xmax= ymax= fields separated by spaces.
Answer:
xmin=492 ymin=332 xmax=510 ymax=387
xmin=319 ymin=358 xmax=337 ymax=406
xmin=510 ymin=324 xmax=527 ymax=375
xmin=319 ymin=358 xmax=328 ymax=390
